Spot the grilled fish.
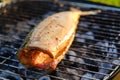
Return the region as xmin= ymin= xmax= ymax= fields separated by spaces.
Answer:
xmin=17 ymin=9 xmax=100 ymax=70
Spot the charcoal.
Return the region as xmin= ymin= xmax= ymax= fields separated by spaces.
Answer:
xmin=0 ymin=0 xmax=120 ymax=80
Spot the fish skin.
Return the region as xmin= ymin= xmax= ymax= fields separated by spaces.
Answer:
xmin=17 ymin=10 xmax=100 ymax=70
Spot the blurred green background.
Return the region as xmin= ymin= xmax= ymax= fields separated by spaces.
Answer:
xmin=0 ymin=0 xmax=120 ymax=7
xmin=90 ymin=0 xmax=120 ymax=7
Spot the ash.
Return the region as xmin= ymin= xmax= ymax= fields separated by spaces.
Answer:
xmin=0 ymin=16 xmax=52 ymax=79
xmin=0 ymin=70 xmax=23 ymax=80
xmin=0 ymin=1 xmax=120 ymax=80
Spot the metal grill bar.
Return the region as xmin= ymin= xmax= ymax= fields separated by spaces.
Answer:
xmin=1 ymin=57 xmax=112 ymax=76
xmin=0 ymin=51 xmax=114 ymax=79
xmin=78 ymin=26 xmax=120 ymax=35
xmin=58 ymin=65 xmax=108 ymax=76
xmin=0 ymin=63 xmax=65 ymax=80
xmin=84 ymin=16 xmax=120 ymax=22
xmin=70 ymin=48 xmax=120 ymax=60
xmin=0 ymin=69 xmax=34 ymax=78
xmin=64 ymin=54 xmax=119 ymax=66
xmin=62 ymin=59 xmax=114 ymax=71
xmin=73 ymin=40 xmax=120 ymax=52
xmin=0 ymin=0 xmax=120 ymax=80
xmin=0 ymin=50 xmax=115 ymax=71
xmin=79 ymin=21 xmax=120 ymax=30
xmin=59 ymin=1 xmax=120 ymax=11
xmin=77 ymin=28 xmax=120 ymax=39
xmin=0 ymin=59 xmax=99 ymax=80
xmin=81 ymin=18 xmax=120 ymax=27
xmin=75 ymin=35 xmax=119 ymax=45
xmin=0 ymin=53 xmax=114 ymax=71
xmin=0 ymin=51 xmax=118 ymax=70
xmin=0 ymin=63 xmax=94 ymax=80
xmin=77 ymin=28 xmax=118 ymax=38
xmin=56 ymin=68 xmax=101 ymax=80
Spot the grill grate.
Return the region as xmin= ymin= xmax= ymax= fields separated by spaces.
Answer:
xmin=0 ymin=0 xmax=120 ymax=80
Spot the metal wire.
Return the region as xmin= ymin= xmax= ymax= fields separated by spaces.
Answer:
xmin=0 ymin=0 xmax=120 ymax=80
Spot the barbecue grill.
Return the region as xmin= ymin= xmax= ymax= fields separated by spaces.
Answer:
xmin=0 ymin=0 xmax=120 ymax=80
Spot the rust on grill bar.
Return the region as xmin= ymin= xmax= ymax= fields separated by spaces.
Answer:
xmin=0 ymin=0 xmax=120 ymax=80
